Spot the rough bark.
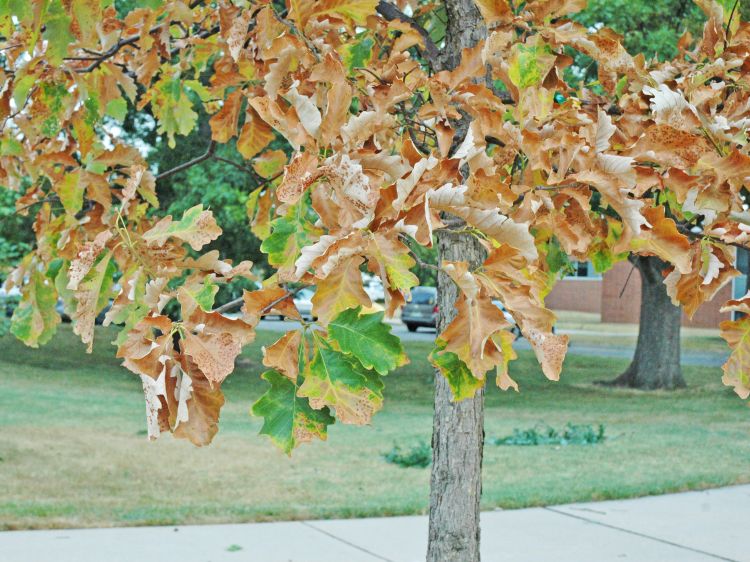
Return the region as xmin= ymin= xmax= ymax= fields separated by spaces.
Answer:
xmin=605 ymin=255 xmax=686 ymax=389
xmin=428 ymin=232 xmax=486 ymax=562
xmin=427 ymin=1 xmax=488 ymax=561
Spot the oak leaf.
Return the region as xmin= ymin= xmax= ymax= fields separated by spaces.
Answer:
xmin=298 ymin=333 xmax=384 ymax=425
xmin=328 ymin=307 xmax=408 ymax=375
xmin=312 ymin=255 xmax=372 ymax=324
xmin=252 ymin=369 xmax=334 ymax=454
xmin=142 ymin=205 xmax=222 ymax=251
xmin=719 ymin=295 xmax=750 ymax=400
xmin=262 ymin=330 xmax=303 ymax=381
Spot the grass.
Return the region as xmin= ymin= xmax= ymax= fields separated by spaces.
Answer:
xmin=555 ymin=310 xmax=730 ymax=354
xmin=1 ymin=324 xmax=749 ymax=530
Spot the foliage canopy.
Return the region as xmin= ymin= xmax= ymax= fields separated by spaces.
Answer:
xmin=2 ymin=0 xmax=750 ymax=450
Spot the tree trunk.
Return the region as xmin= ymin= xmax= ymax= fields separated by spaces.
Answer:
xmin=428 ymin=232 xmax=486 ymax=562
xmin=605 ymin=255 xmax=686 ymax=389
xmin=427 ymin=2 xmax=487 ymax=561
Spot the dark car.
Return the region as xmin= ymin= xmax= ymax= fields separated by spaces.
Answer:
xmin=402 ymin=286 xmax=438 ymax=332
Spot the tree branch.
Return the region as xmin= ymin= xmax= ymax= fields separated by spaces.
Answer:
xmin=212 ymin=155 xmax=265 ymax=183
xmin=155 ymin=141 xmax=216 ymax=182
xmin=376 ymin=0 xmax=441 ymax=69
xmin=215 ymin=288 xmax=300 ymax=315
xmin=399 ymin=234 xmax=440 ymax=272
xmin=74 ymin=2 xmax=216 ymax=73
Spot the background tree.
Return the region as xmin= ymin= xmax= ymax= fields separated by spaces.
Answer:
xmin=2 ymin=2 xmax=750 ymax=562
xmin=574 ymin=0 xmax=747 ymax=390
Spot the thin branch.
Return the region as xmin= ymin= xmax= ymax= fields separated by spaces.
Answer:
xmin=725 ymin=0 xmax=741 ymax=46
xmin=355 ymin=67 xmax=387 ymax=84
xmin=75 ymin=0 xmax=212 ymax=73
xmin=215 ymin=288 xmax=301 ymax=315
xmin=212 ymin=155 xmax=265 ymax=182
xmin=676 ymin=224 xmax=748 ymax=252
xmin=533 ymin=183 xmax=586 ymax=192
xmin=399 ymin=234 xmax=439 ymax=272
xmin=272 ymin=10 xmax=321 ymax=62
xmin=375 ymin=0 xmax=440 ymax=69
xmin=155 ymin=141 xmax=216 ymax=181
xmin=14 ymin=195 xmax=59 ymax=215
xmin=618 ymin=264 xmax=636 ymax=298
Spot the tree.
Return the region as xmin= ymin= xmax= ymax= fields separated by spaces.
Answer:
xmin=606 ymin=255 xmax=686 ymax=389
xmin=425 ymin=1 xmax=487 ymax=559
xmin=2 ymin=1 xmax=750 ymax=560
xmin=574 ymin=0 xmax=738 ymax=391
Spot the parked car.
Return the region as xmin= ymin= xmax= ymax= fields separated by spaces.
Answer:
xmin=402 ymin=286 xmax=438 ymax=332
xmin=401 ymin=287 xmax=523 ymax=338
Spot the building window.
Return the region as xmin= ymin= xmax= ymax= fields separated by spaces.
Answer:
xmin=566 ymin=261 xmax=602 ymax=280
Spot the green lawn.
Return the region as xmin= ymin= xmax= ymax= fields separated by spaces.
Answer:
xmin=1 ymin=324 xmax=749 ymax=530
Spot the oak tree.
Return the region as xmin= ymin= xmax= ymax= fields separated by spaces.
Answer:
xmin=3 ymin=0 xmax=750 ymax=560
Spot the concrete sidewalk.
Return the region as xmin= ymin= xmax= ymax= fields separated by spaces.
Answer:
xmin=1 ymin=486 xmax=746 ymax=562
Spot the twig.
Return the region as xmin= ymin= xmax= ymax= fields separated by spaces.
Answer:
xmin=75 ymin=0 xmax=211 ymax=73
xmin=375 ymin=0 xmax=440 ymax=69
xmin=533 ymin=183 xmax=586 ymax=192
xmin=215 ymin=288 xmax=301 ymax=315
xmin=399 ymin=234 xmax=439 ymax=272
xmin=272 ymin=10 xmax=321 ymax=62
xmin=212 ymin=155 xmax=265 ymax=182
xmin=676 ymin=224 xmax=747 ymax=252
xmin=618 ymin=264 xmax=636 ymax=298
xmin=355 ymin=67 xmax=386 ymax=84
xmin=14 ymin=195 xmax=59 ymax=215
xmin=155 ymin=141 xmax=216 ymax=181
xmin=725 ymin=0 xmax=740 ymax=46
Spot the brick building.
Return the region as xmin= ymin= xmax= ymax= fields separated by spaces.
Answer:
xmin=546 ymin=251 xmax=749 ymax=329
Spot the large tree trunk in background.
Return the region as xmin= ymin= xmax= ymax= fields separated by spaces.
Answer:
xmin=605 ymin=255 xmax=686 ymax=389
xmin=428 ymin=232 xmax=486 ymax=562
xmin=427 ymin=1 xmax=487 ymax=561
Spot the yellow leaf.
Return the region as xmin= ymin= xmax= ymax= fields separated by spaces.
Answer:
xmin=237 ymin=108 xmax=275 ymax=159
xmin=312 ymin=255 xmax=372 ymax=324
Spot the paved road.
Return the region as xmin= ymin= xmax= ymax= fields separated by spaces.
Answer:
xmin=2 ymin=485 xmax=746 ymax=561
xmin=257 ymin=319 xmax=728 ymax=367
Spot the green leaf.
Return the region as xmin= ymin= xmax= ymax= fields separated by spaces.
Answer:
xmin=328 ymin=307 xmax=407 ymax=375
xmin=252 ymin=369 xmax=335 ymax=454
xmin=183 ymin=277 xmax=219 ymax=313
xmin=0 ymin=0 xmax=32 ymax=20
xmin=58 ymin=171 xmax=83 ymax=215
xmin=42 ymin=0 xmax=74 ymax=65
xmin=12 ymin=74 xmax=36 ymax=113
xmin=11 ymin=269 xmax=60 ymax=347
xmin=105 ymin=97 xmax=128 ymax=122
xmin=340 ymin=34 xmax=373 ymax=70
xmin=53 ymin=260 xmax=76 ymax=317
xmin=151 ymin=77 xmax=200 ymax=148
xmin=260 ymin=199 xmax=322 ymax=271
xmin=104 ymin=267 xmax=150 ymax=346
xmin=298 ymin=333 xmax=384 ymax=425
xmin=508 ymin=40 xmax=556 ymax=89
xmin=430 ymin=341 xmax=485 ymax=401
xmin=142 ymin=204 xmax=221 ymax=251
xmin=1 ymin=137 xmax=22 ymax=156
xmin=73 ymin=250 xmax=117 ymax=352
